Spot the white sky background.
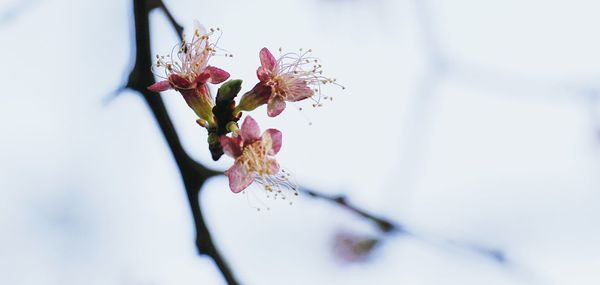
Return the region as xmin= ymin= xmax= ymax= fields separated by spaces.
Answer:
xmin=1 ymin=0 xmax=600 ymax=284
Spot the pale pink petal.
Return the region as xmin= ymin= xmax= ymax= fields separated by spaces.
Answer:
xmin=259 ymin=48 xmax=277 ymax=72
xmin=256 ymin=66 xmax=271 ymax=82
xmin=205 ymin=66 xmax=230 ymax=84
xmin=240 ymin=116 xmax=261 ymax=143
xmin=148 ymin=80 xmax=172 ymax=92
xmin=194 ymin=23 xmax=208 ymax=47
xmin=226 ymin=161 xmax=254 ymax=193
xmin=263 ymin=128 xmax=282 ymax=155
xmin=219 ymin=136 xmax=242 ymax=158
xmin=267 ymin=96 xmax=286 ymax=117
xmin=269 ymin=159 xmax=280 ymax=174
xmin=287 ymin=84 xmax=314 ymax=102
xmin=281 ymin=74 xmax=313 ymax=101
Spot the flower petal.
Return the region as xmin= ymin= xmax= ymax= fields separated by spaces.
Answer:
xmin=206 ymin=66 xmax=230 ymax=84
xmin=226 ymin=161 xmax=254 ymax=193
xmin=259 ymin=48 xmax=277 ymax=72
xmin=269 ymin=159 xmax=280 ymax=174
xmin=267 ymin=96 xmax=286 ymax=117
xmin=287 ymin=84 xmax=314 ymax=102
xmin=220 ymin=136 xmax=242 ymax=157
xmin=256 ymin=66 xmax=271 ymax=82
xmin=169 ymin=74 xmax=192 ymax=89
xmin=147 ymin=80 xmax=172 ymax=92
xmin=263 ymin=128 xmax=282 ymax=155
xmin=193 ymin=21 xmax=208 ymax=40
xmin=240 ymin=116 xmax=261 ymax=143
xmin=194 ymin=72 xmax=211 ymax=85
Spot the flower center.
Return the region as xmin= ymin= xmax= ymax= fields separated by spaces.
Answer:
xmin=239 ymin=141 xmax=274 ymax=176
xmin=268 ymin=76 xmax=287 ymax=98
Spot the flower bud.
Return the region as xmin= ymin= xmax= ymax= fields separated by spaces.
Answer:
xmin=196 ymin=118 xmax=209 ymax=128
xmin=226 ymin=121 xmax=240 ymax=134
xmin=216 ymin=79 xmax=243 ymax=106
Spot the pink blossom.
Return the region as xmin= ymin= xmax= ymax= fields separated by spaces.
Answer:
xmin=148 ymin=24 xmax=230 ymax=125
xmin=219 ymin=116 xmax=285 ymax=193
xmin=254 ymin=47 xmax=342 ymax=117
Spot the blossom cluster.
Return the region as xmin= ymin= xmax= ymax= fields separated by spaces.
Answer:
xmin=148 ymin=23 xmax=342 ymax=194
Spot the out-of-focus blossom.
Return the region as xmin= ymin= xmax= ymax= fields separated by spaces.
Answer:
xmin=220 ymin=116 xmax=296 ymax=193
xmin=238 ymin=47 xmax=343 ymax=117
xmin=333 ymin=231 xmax=380 ymax=263
xmin=148 ymin=23 xmax=230 ymax=126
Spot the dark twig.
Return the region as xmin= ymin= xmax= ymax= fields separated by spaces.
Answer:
xmin=301 ymin=187 xmax=401 ymax=234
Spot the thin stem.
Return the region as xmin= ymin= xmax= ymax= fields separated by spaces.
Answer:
xmin=300 ymin=187 xmax=401 ymax=234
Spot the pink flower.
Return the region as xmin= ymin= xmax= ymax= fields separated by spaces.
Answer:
xmin=148 ymin=24 xmax=230 ymax=126
xmin=254 ymin=47 xmax=342 ymax=117
xmin=219 ymin=116 xmax=284 ymax=193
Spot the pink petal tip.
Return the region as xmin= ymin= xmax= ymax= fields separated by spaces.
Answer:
xmin=259 ymin=48 xmax=277 ymax=72
xmin=240 ymin=116 xmax=261 ymax=143
xmin=147 ymin=80 xmax=172 ymax=92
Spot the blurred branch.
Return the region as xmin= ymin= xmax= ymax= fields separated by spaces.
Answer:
xmin=410 ymin=0 xmax=600 ymax=139
xmin=152 ymin=0 xmax=183 ymax=36
xmin=302 ymin=186 xmax=507 ymax=265
xmin=301 ymin=187 xmax=401 ymax=234
xmin=0 ymin=0 xmax=39 ymax=25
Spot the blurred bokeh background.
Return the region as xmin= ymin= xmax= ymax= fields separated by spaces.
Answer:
xmin=1 ymin=0 xmax=599 ymax=284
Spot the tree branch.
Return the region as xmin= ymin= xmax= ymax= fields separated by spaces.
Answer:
xmin=126 ymin=0 xmax=238 ymax=284
xmin=301 ymin=187 xmax=401 ymax=234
